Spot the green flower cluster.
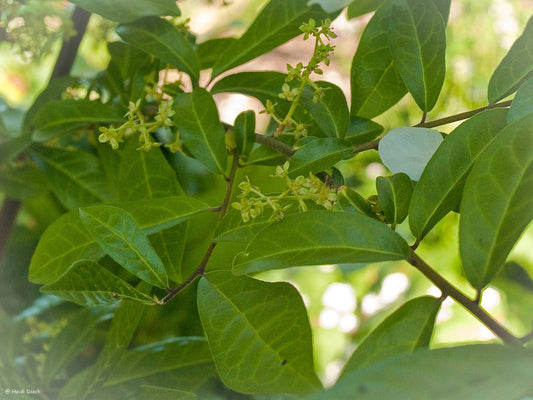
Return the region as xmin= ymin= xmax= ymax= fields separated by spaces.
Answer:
xmin=98 ymin=98 xmax=176 ymax=151
xmin=232 ymin=161 xmax=338 ymax=223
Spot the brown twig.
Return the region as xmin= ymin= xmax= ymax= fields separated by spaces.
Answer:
xmin=408 ymin=251 xmax=522 ymax=347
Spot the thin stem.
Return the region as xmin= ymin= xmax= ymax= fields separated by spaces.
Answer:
xmin=277 ymin=79 xmax=307 ymax=136
xmin=254 ymin=133 xmax=295 ymax=157
xmin=414 ymin=100 xmax=512 ymax=129
xmin=162 ymin=154 xmax=240 ymax=304
xmin=408 ymin=251 xmax=522 ymax=347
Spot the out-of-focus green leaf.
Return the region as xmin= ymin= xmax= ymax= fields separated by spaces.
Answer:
xmin=307 ymin=0 xmax=352 ymax=12
xmin=350 ymin=1 xmax=407 ymax=118
xmin=174 ymin=88 xmax=227 ymax=174
xmin=42 ymin=307 xmax=112 ymax=384
xmin=339 ymin=296 xmax=441 ymax=377
xmin=299 ymin=82 xmax=350 ymax=138
xmin=233 ymin=110 xmax=256 ymax=159
xmin=69 ymin=0 xmax=180 ymax=23
xmin=31 ymin=145 xmax=115 ymax=209
xmin=507 ymin=78 xmax=533 ymax=123
xmin=388 ymin=0 xmax=446 ymax=112
xmin=118 ymin=138 xmax=183 ymax=201
xmin=409 ymin=109 xmax=508 ymax=240
xmin=198 ymin=271 xmax=321 ymax=394
xmin=29 ymin=196 xmax=209 ymax=284
xmin=106 ymin=337 xmax=212 ymax=385
xmin=32 ymin=100 xmax=124 ymax=141
xmin=378 ymin=127 xmax=443 ymax=181
xmin=134 ymin=386 xmax=196 ymax=399
xmin=233 ymin=211 xmax=410 ymax=275
xmin=344 ymin=117 xmax=383 ymax=146
xmin=460 ymin=112 xmax=533 ymax=289
xmin=80 ymin=205 xmax=169 ymax=288
xmin=288 ymin=138 xmax=353 ymax=178
xmin=116 ymin=17 xmax=199 ymax=82
xmin=347 ymin=0 xmax=385 ymax=18
xmin=0 ymin=135 xmax=32 ymax=164
xmin=197 ymin=37 xmax=237 ymax=70
xmin=488 ymin=16 xmax=533 ymax=103
xmin=212 ymin=0 xmax=332 ymax=77
xmin=0 ymin=163 xmax=47 ymax=200
xmin=107 ymin=41 xmax=148 ymax=80
xmin=59 ymin=296 xmax=146 ymax=400
xmin=376 ymin=172 xmax=413 ymax=227
xmin=41 ymin=260 xmax=157 ymax=306
xmin=316 ymin=345 xmax=533 ymax=399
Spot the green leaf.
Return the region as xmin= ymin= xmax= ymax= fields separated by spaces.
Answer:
xmin=107 ymin=41 xmax=148 ymax=80
xmin=378 ymin=127 xmax=443 ymax=181
xmin=41 ymin=260 xmax=157 ymax=306
xmin=118 ymin=138 xmax=183 ymax=201
xmin=148 ymin=224 xmax=188 ymax=283
xmin=376 ymin=172 xmax=413 ymax=226
xmin=116 ymin=17 xmax=200 ymax=82
xmin=59 ymin=296 xmax=146 ymax=400
xmin=307 ymin=0 xmax=352 ymax=12
xmin=347 ymin=0 xmax=385 ymax=18
xmin=212 ymin=0 xmax=332 ymax=77
xmin=339 ymin=296 xmax=441 ymax=377
xmin=508 ymin=78 xmax=533 ymax=123
xmin=135 ymin=386 xmax=196 ymax=399
xmin=300 ymin=82 xmax=350 ymax=138
xmin=459 ymin=112 xmax=533 ymax=289
xmin=30 ymin=145 xmax=115 ymax=209
xmin=211 ymin=71 xmax=287 ymax=105
xmin=32 ymin=100 xmax=124 ymax=141
xmin=409 ymin=109 xmax=508 ymax=240
xmin=233 ymin=211 xmax=410 ymax=275
xmin=197 ymin=37 xmax=237 ymax=70
xmin=69 ymin=0 xmax=180 ymax=23
xmin=173 ymin=88 xmax=227 ymax=174
xmin=318 ymin=345 xmax=533 ymax=399
xmin=0 ymin=135 xmax=32 ymax=164
xmin=198 ymin=271 xmax=321 ymax=394
xmin=29 ymin=196 xmax=208 ymax=285
xmin=215 ymin=209 xmax=271 ymax=243
xmin=80 ymin=205 xmax=169 ymax=288
xmin=42 ymin=307 xmax=111 ymax=384
xmin=488 ymin=16 xmax=533 ymax=103
xmin=233 ymin=110 xmax=256 ymax=159
xmin=344 ymin=117 xmax=383 ymax=146
xmin=336 ymin=186 xmax=374 ymax=216
xmin=0 ymin=163 xmax=47 ymax=200
xmin=105 ymin=337 xmax=212 ymax=385
xmin=288 ymin=138 xmax=353 ymax=178
xmin=247 ymin=144 xmax=288 ymax=166
xmin=388 ymin=0 xmax=446 ymax=112
xmin=350 ymin=1 xmax=407 ymax=118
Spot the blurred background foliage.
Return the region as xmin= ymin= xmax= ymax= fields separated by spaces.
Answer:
xmin=1 ymin=0 xmax=532 ymax=386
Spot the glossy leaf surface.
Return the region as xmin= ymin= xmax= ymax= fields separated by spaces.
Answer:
xmin=459 ymin=112 xmax=533 ymax=289
xmin=31 ymin=145 xmax=115 ymax=209
xmin=30 ymin=196 xmax=208 ymax=284
xmin=69 ymin=0 xmax=180 ymax=23
xmin=409 ymin=109 xmax=508 ymax=239
xmin=378 ymin=127 xmax=443 ymax=181
xmin=317 ymin=345 xmax=533 ymax=399
xmin=344 ymin=117 xmax=383 ymax=146
xmin=507 ymin=78 xmax=533 ymax=123
xmin=174 ymin=88 xmax=227 ymax=174
xmin=389 ymin=0 xmax=446 ymax=111
xmin=288 ymin=138 xmax=353 ymax=178
xmin=212 ymin=0 xmax=331 ymax=77
xmin=116 ymin=17 xmax=199 ymax=82
xmin=233 ymin=110 xmax=256 ymax=159
xmin=198 ymin=271 xmax=321 ymax=394
xmin=80 ymin=205 xmax=169 ymax=288
xmin=233 ymin=211 xmax=410 ymax=275
xmin=376 ymin=172 xmax=413 ymax=226
xmin=41 ymin=260 xmax=156 ymax=306
xmin=350 ymin=1 xmax=407 ymax=118
xmin=488 ymin=16 xmax=533 ymax=103
xmin=339 ymin=296 xmax=441 ymax=377
xmin=347 ymin=0 xmax=385 ymax=18
xmin=32 ymin=100 xmax=124 ymax=141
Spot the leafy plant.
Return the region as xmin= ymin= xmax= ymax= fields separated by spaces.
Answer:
xmin=0 ymin=0 xmax=532 ymax=398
